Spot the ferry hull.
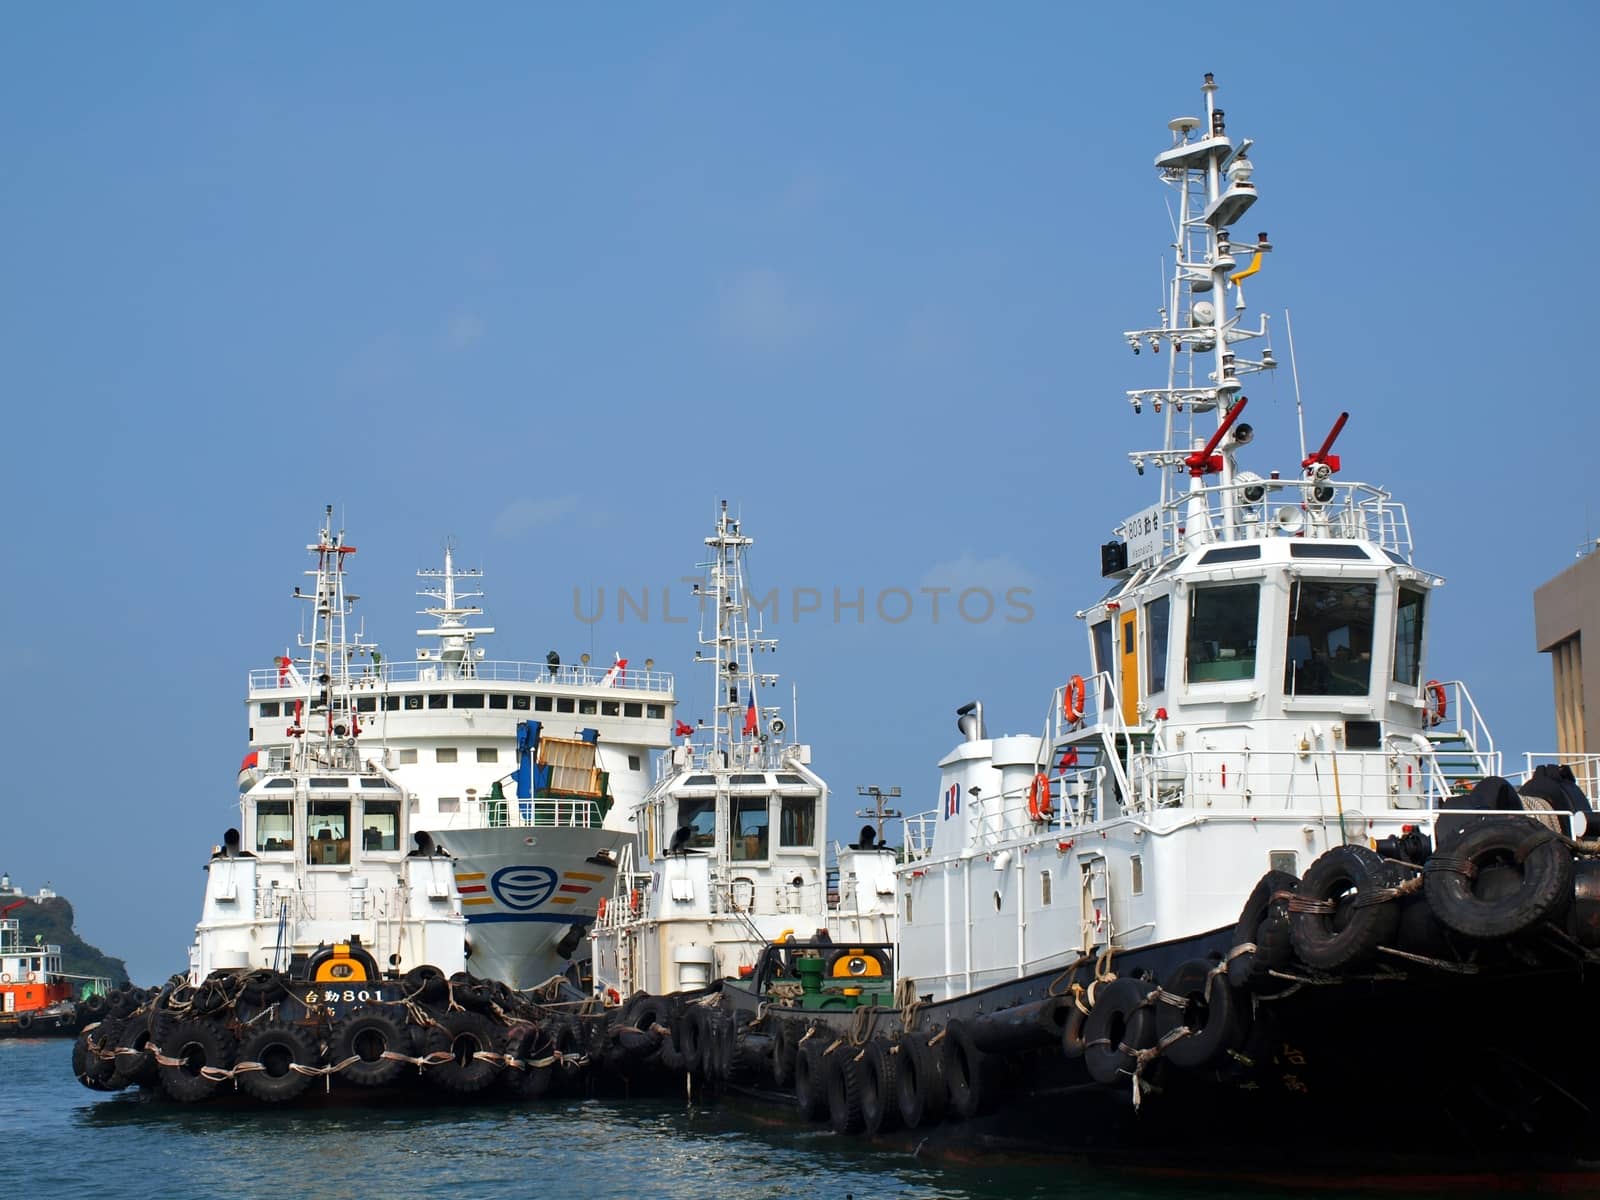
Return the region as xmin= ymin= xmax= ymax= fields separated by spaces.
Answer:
xmin=428 ymin=825 xmax=627 ymax=990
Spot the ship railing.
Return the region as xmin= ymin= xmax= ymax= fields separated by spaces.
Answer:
xmin=1516 ymin=752 xmax=1600 ymax=802
xmin=1135 ymin=478 xmax=1413 ymax=562
xmin=253 ymin=879 xmax=400 ymax=924
xmin=708 ymin=877 xmax=827 ymax=920
xmin=1049 ymin=669 xmax=1135 ymax=810
xmin=470 ymin=794 xmax=601 ymax=829
xmin=904 ymin=812 xmax=938 ymax=861
xmin=249 ymin=659 xmax=674 ymax=694
xmin=654 ymin=740 xmax=805 ymax=781
xmin=1424 ymin=679 xmax=1499 ymax=780
xmin=595 ymin=871 xmax=654 ymax=929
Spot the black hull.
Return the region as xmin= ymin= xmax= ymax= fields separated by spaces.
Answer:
xmin=709 ymin=928 xmax=1600 ymax=1172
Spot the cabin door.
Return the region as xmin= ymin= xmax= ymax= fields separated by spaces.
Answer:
xmin=1080 ymin=857 xmax=1110 ymax=953
xmin=1118 ymin=610 xmax=1139 ymax=725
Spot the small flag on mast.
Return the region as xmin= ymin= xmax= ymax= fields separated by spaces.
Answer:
xmin=743 ymin=690 xmax=758 ymax=736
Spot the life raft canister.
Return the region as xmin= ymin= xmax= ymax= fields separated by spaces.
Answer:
xmin=1027 ymin=772 xmax=1053 ymax=821
xmin=1062 ymin=674 xmax=1087 ymax=724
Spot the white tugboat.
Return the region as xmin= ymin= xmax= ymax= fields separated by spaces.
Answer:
xmin=698 ymin=76 xmax=1600 ymax=1171
xmin=242 ymin=513 xmax=678 ymax=987
xmin=590 ymin=502 xmax=897 ymax=1004
xmin=74 ymin=511 xmax=629 ymax=1104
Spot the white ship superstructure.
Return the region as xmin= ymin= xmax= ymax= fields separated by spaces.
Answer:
xmin=592 ymin=503 xmax=896 ymax=999
xmin=243 ymin=512 xmax=677 ymax=987
xmin=896 ymin=72 xmax=1570 ymax=998
xmin=206 ymin=512 xmax=465 ymax=982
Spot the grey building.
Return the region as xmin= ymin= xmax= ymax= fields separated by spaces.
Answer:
xmin=1535 ymin=542 xmax=1599 ymax=793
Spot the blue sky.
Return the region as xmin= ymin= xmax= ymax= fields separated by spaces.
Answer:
xmin=3 ymin=3 xmax=1595 ymax=983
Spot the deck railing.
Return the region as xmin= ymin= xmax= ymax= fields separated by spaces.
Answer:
xmin=249 ymin=659 xmax=674 ymax=694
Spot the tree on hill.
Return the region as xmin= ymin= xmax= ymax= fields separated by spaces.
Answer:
xmin=13 ymin=897 xmax=130 ymax=988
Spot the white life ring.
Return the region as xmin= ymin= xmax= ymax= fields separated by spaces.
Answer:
xmin=0 ymin=972 xmax=11 ymax=983
xmin=25 ymin=971 xmax=37 ymax=983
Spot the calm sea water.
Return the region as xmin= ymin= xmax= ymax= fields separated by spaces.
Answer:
xmin=1 ymin=1038 xmax=1566 ymax=1200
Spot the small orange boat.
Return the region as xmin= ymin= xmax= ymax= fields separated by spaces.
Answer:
xmin=0 ymin=907 xmax=101 ymax=1036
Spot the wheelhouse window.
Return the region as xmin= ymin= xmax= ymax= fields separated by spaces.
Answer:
xmin=780 ymin=796 xmax=816 ymax=848
xmin=307 ymin=801 xmax=350 ymax=865
xmin=1186 ymin=584 xmax=1260 ymax=682
xmin=256 ymin=800 xmax=293 ymax=852
xmin=730 ymin=796 xmax=770 ymax=861
xmin=361 ymin=800 xmax=400 ymax=851
xmin=1145 ymin=595 xmax=1170 ymax=694
xmin=677 ymin=797 xmax=716 ymax=849
xmin=1284 ymin=579 xmax=1378 ymax=696
xmin=1393 ymin=586 xmax=1426 ymax=687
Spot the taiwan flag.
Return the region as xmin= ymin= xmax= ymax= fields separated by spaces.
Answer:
xmin=944 ymin=783 xmax=960 ymax=820
xmin=743 ymin=690 xmax=758 ymax=736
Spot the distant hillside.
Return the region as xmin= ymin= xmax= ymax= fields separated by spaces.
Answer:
xmin=11 ymin=897 xmax=130 ymax=987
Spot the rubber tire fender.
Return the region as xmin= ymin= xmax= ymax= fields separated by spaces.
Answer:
xmin=73 ymin=1020 xmax=123 ymax=1089
xmin=1154 ymin=959 xmax=1246 ymax=1070
xmin=893 ymin=1033 xmax=947 ymax=1129
xmin=1083 ymin=976 xmax=1157 ymax=1086
xmin=825 ymin=1043 xmax=865 ymax=1134
xmin=159 ymin=1018 xmax=238 ymax=1103
xmin=501 ymin=1024 xmax=555 ymax=1100
xmin=1061 ymin=1001 xmax=1091 ymax=1060
xmin=672 ymin=1006 xmax=707 ymax=1077
xmin=424 ymin=1010 xmax=504 ymax=1095
xmin=401 ymin=965 xmax=448 ymax=1005
xmin=770 ymin=1018 xmax=799 ymax=1088
xmin=940 ymin=1019 xmax=996 ymax=1120
xmin=859 ymin=1039 xmax=900 ymax=1135
xmin=550 ymin=1016 xmax=586 ymax=1085
xmin=793 ymin=1036 xmax=829 ymax=1121
xmin=617 ymin=995 xmax=665 ymax=1058
xmin=336 ymin=1006 xmax=410 ymax=1088
xmin=112 ymin=1011 xmax=159 ymax=1088
xmin=238 ymin=968 xmax=288 ymax=1006
xmin=1289 ymin=845 xmax=1403 ymax=971
xmin=237 ymin=1022 xmax=319 ymax=1103
xmin=1425 ymin=817 xmax=1575 ymax=940
xmin=447 ymin=972 xmax=496 ymax=1014
xmin=1226 ymin=870 xmax=1299 ymax=987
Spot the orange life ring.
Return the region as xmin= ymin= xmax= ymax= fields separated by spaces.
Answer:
xmin=1424 ymin=679 xmax=1447 ymax=727
xmin=597 ymin=898 xmax=607 ymax=920
xmin=0 ymin=972 xmax=10 ymax=983
xmin=1062 ymin=675 xmax=1087 ymax=724
xmin=25 ymin=972 xmax=37 ymax=984
xmin=1027 ymin=772 xmax=1053 ymax=822
xmin=630 ymin=889 xmax=641 ymax=915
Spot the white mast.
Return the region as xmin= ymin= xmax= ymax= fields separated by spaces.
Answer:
xmin=416 ymin=542 xmax=495 ymax=678
xmin=294 ymin=505 xmax=375 ymax=759
xmin=695 ymin=501 xmax=779 ymax=761
xmin=1124 ymin=73 xmax=1277 ymax=548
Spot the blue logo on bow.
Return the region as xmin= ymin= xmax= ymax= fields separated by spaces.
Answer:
xmin=490 ymin=865 xmax=559 ymax=911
